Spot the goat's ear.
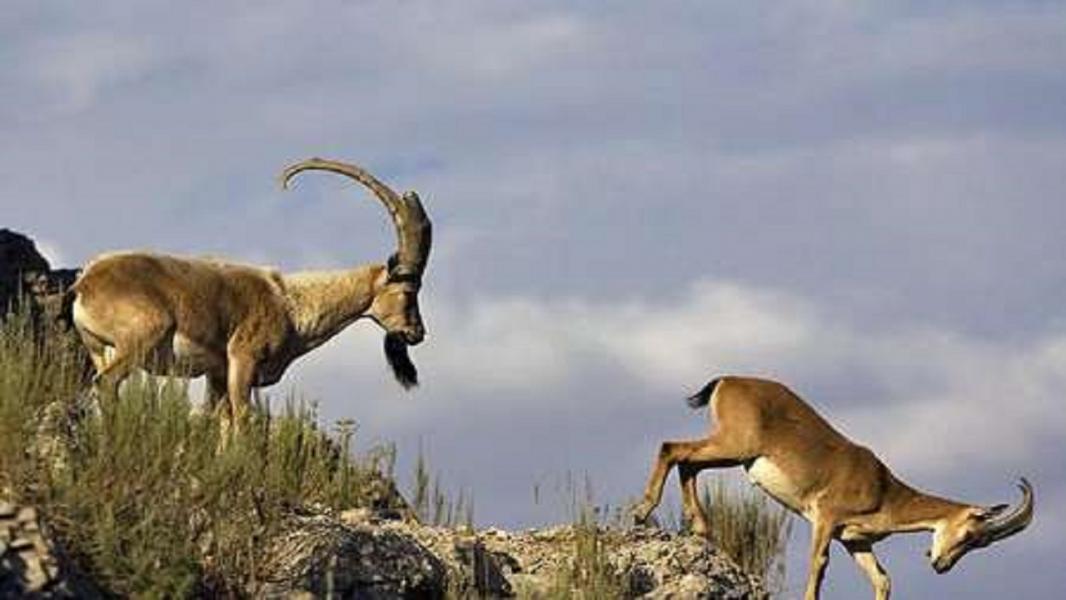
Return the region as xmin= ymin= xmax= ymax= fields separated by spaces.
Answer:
xmin=977 ymin=504 xmax=1009 ymax=520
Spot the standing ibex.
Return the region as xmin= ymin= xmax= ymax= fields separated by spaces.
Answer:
xmin=633 ymin=376 xmax=1034 ymax=600
xmin=70 ymin=158 xmax=431 ymax=431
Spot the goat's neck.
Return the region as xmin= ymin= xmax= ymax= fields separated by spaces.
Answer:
xmin=281 ymin=264 xmax=384 ymax=351
xmin=882 ymin=481 xmax=970 ymax=533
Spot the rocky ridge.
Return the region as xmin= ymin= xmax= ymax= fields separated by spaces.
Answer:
xmin=253 ymin=505 xmax=768 ymax=598
xmin=0 ymin=229 xmax=767 ymax=598
xmin=2 ymin=481 xmax=767 ymax=598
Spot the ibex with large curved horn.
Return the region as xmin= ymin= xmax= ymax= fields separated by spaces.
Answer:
xmin=71 ymin=158 xmax=432 ymax=430
xmin=634 ymin=376 xmax=1034 ymax=600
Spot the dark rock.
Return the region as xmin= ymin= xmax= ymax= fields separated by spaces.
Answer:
xmin=0 ymin=496 xmax=104 ymax=599
xmin=0 ymin=228 xmax=79 ymax=322
xmin=0 ymin=228 xmax=50 ymax=313
xmin=0 ymin=229 xmax=50 ymax=277
xmin=454 ymin=538 xmax=513 ymax=597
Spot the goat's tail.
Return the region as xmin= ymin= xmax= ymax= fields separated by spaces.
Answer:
xmin=685 ymin=377 xmax=721 ymax=410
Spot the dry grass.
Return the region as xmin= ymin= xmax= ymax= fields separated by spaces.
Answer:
xmin=540 ymin=510 xmax=627 ymax=599
xmin=700 ymin=475 xmax=792 ymax=593
xmin=0 ymin=305 xmax=398 ymax=597
xmin=411 ymin=444 xmax=475 ymax=529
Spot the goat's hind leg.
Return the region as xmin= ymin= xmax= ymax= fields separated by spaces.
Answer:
xmin=633 ymin=434 xmax=748 ymax=526
xmin=75 ymin=299 xmax=172 ymax=400
xmin=92 ymin=345 xmax=140 ymax=399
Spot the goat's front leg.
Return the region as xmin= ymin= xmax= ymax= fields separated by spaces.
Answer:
xmin=844 ymin=541 xmax=891 ymax=600
xmin=224 ymin=353 xmax=257 ymax=439
xmin=804 ymin=516 xmax=835 ymax=600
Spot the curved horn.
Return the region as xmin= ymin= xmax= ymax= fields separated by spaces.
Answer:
xmin=981 ymin=478 xmax=1034 ymax=544
xmin=280 ymin=158 xmax=431 ymax=279
xmin=393 ymin=190 xmax=432 ymax=281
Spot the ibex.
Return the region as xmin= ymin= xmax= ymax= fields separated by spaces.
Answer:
xmin=633 ymin=376 xmax=1034 ymax=600
xmin=70 ymin=158 xmax=431 ymax=431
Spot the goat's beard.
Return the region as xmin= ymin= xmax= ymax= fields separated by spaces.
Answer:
xmin=384 ymin=333 xmax=419 ymax=390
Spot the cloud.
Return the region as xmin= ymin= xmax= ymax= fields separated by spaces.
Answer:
xmin=28 ymin=32 xmax=158 ymax=116
xmin=290 ymin=275 xmax=1066 ymax=480
xmin=32 ymin=238 xmax=67 ymax=269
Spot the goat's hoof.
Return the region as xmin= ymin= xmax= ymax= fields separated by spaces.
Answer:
xmin=631 ymin=503 xmax=653 ymax=526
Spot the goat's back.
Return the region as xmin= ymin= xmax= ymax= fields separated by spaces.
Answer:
xmin=74 ymin=252 xmax=288 ymax=342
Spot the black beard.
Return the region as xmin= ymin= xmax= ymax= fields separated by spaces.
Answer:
xmin=384 ymin=333 xmax=419 ymax=390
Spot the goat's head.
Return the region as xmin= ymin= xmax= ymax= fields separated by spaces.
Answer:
xmin=929 ymin=478 xmax=1033 ymax=573
xmin=280 ymin=158 xmax=432 ymax=389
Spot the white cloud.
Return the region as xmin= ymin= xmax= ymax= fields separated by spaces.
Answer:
xmin=587 ymin=281 xmax=816 ymax=387
xmin=32 ymin=238 xmax=67 ymax=269
xmin=31 ymin=32 xmax=158 ymax=115
xmin=285 ymin=276 xmax=1065 ymax=486
xmin=406 ymin=10 xmax=589 ymax=80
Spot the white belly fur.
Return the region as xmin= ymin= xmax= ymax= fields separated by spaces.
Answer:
xmin=744 ymin=457 xmax=806 ymax=515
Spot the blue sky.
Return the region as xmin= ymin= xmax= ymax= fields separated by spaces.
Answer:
xmin=3 ymin=1 xmax=1065 ymax=597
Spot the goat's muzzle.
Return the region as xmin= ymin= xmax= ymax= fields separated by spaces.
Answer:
xmin=931 ymin=554 xmax=955 ymax=574
xmin=403 ymin=326 xmax=425 ymax=346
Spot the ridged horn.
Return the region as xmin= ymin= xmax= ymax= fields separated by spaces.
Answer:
xmin=980 ymin=477 xmax=1034 ymax=544
xmin=280 ymin=157 xmax=431 ymax=280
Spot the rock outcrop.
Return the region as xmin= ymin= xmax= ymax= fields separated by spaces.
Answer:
xmin=476 ymin=525 xmax=766 ymax=599
xmin=255 ymin=507 xmax=449 ymax=599
xmin=3 ymin=488 xmax=768 ymax=600
xmin=0 ymin=498 xmax=101 ymax=598
xmin=255 ymin=505 xmax=767 ymax=599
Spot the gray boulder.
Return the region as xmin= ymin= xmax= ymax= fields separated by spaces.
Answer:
xmin=255 ymin=507 xmax=448 ymax=599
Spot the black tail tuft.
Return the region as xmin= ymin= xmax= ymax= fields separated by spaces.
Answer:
xmin=686 ymin=378 xmax=720 ymax=410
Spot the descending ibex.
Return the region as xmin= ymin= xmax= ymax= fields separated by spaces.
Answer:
xmin=70 ymin=158 xmax=432 ymax=430
xmin=634 ymin=376 xmax=1034 ymax=600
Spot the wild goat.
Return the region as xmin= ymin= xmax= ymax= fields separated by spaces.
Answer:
xmin=70 ymin=158 xmax=431 ymax=430
xmin=633 ymin=376 xmax=1033 ymax=600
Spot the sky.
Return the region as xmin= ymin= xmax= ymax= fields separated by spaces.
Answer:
xmin=3 ymin=1 xmax=1066 ymax=597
